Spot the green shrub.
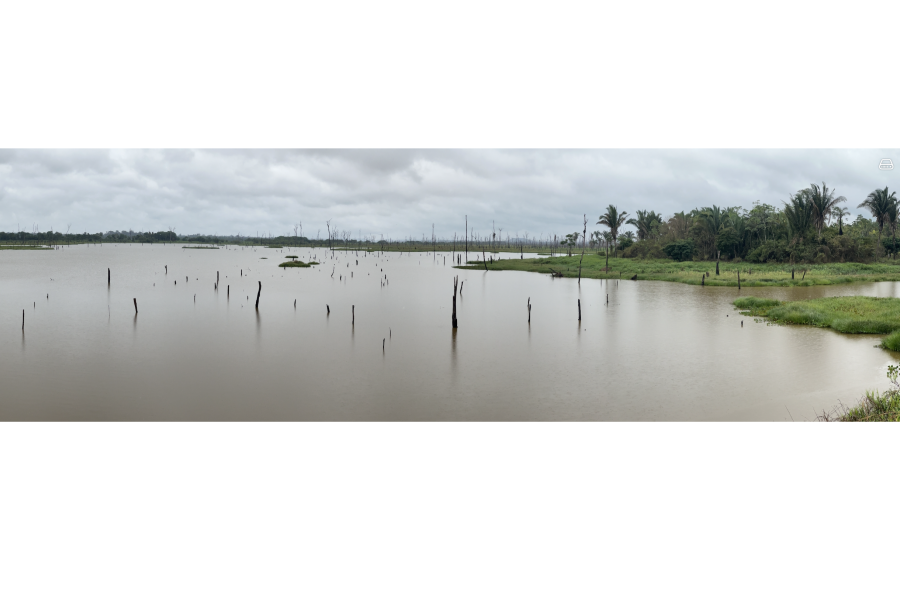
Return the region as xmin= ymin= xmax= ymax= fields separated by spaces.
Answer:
xmin=662 ymin=239 xmax=695 ymax=262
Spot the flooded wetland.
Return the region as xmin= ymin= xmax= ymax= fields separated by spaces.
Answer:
xmin=2 ymin=244 xmax=896 ymax=421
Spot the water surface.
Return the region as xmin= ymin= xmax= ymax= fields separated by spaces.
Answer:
xmin=2 ymin=245 xmax=895 ymax=420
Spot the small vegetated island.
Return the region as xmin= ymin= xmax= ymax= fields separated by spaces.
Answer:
xmin=279 ymin=255 xmax=319 ymax=267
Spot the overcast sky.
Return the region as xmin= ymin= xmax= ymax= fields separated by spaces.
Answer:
xmin=1 ymin=149 xmax=897 ymax=240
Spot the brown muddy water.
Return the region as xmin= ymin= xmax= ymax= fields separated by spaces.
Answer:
xmin=2 ymin=244 xmax=898 ymax=421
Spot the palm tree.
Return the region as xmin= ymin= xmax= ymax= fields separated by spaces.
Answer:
xmin=807 ymin=182 xmax=847 ymax=241
xmin=626 ymin=210 xmax=662 ymax=241
xmin=667 ymin=211 xmax=693 ymax=241
xmin=783 ymin=190 xmax=814 ymax=243
xmin=858 ymin=187 xmax=897 ymax=251
xmin=888 ymin=201 xmax=899 ymax=256
xmin=696 ymin=205 xmax=727 ymax=259
xmin=597 ymin=205 xmax=629 ymax=261
xmin=832 ymin=207 xmax=848 ymax=235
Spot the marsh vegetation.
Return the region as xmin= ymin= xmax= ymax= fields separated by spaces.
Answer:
xmin=463 ymin=253 xmax=900 ymax=287
xmin=733 ymin=295 xmax=900 ymax=351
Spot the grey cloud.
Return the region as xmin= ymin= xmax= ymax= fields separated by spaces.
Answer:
xmin=0 ymin=149 xmax=898 ymax=239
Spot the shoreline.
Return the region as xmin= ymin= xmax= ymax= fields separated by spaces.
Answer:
xmin=456 ymin=254 xmax=900 ymax=288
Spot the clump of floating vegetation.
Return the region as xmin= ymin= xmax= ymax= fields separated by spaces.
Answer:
xmin=279 ymin=260 xmax=318 ymax=268
xmin=182 ymin=245 xmax=219 ymax=249
xmin=267 ymin=246 xmax=284 ymax=249
xmin=734 ymin=295 xmax=900 ymax=349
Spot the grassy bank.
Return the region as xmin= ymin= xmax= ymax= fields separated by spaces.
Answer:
xmin=732 ymin=298 xmax=900 ymax=421
xmin=459 ymin=253 xmax=900 ymax=287
xmin=818 ymin=365 xmax=900 ymax=421
xmin=830 ymin=389 xmax=900 ymax=421
xmin=733 ymin=296 xmax=900 ymax=350
xmin=0 ymin=245 xmax=52 ymax=250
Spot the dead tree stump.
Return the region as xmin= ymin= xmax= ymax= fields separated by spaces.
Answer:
xmin=255 ymin=281 xmax=261 ymax=310
xmin=452 ymin=276 xmax=458 ymax=328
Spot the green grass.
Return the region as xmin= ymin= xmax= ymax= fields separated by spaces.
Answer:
xmin=460 ymin=253 xmax=900 ymax=287
xmin=837 ymin=390 xmax=900 ymax=421
xmin=734 ymin=295 xmax=900 ymax=350
xmin=279 ymin=260 xmax=318 ymax=267
xmin=0 ymin=245 xmax=52 ymax=250
xmin=732 ymin=297 xmax=782 ymax=310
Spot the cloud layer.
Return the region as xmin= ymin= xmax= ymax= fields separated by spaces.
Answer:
xmin=0 ymin=149 xmax=897 ymax=240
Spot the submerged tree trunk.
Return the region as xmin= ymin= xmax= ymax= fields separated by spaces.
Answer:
xmin=578 ymin=214 xmax=587 ymax=283
xmin=452 ymin=276 xmax=458 ymax=329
